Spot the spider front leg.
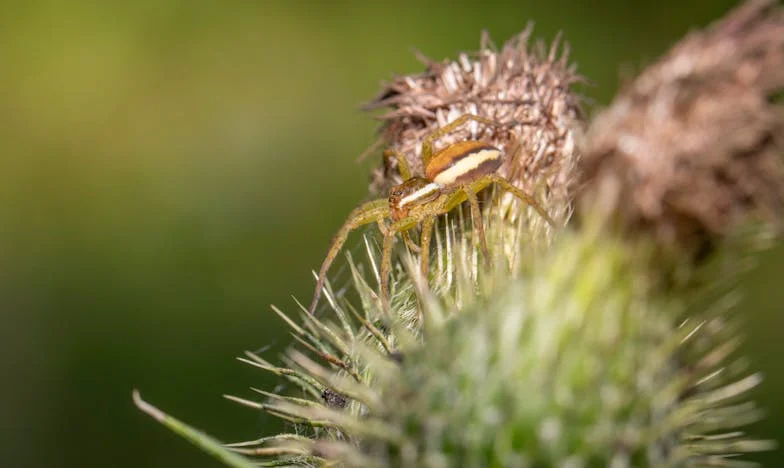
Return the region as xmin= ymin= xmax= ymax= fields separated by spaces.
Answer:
xmin=418 ymin=215 xmax=435 ymax=280
xmin=308 ymin=198 xmax=390 ymax=315
xmin=401 ymin=231 xmax=421 ymax=253
xmin=379 ymin=216 xmax=434 ymax=311
xmin=381 ymin=219 xmax=419 ymax=253
xmin=379 ymin=216 xmax=420 ymax=312
xmin=421 ymin=114 xmax=508 ymax=165
xmin=380 ymin=230 xmax=395 ymax=312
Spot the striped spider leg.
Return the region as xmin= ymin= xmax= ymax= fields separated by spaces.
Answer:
xmin=307 ymin=114 xmax=555 ymax=314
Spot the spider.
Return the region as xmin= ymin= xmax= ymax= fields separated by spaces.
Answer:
xmin=307 ymin=114 xmax=555 ymax=314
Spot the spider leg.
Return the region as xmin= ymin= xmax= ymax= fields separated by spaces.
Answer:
xmin=380 ymin=229 xmax=395 ymax=312
xmin=419 ymin=215 xmax=435 ymax=279
xmin=382 ymin=148 xmax=413 ymax=181
xmin=401 ymin=231 xmax=421 ymax=253
xmin=438 ymin=188 xmax=493 ymax=268
xmin=376 ymin=219 xmax=390 ymax=236
xmin=484 ymin=174 xmax=556 ymax=227
xmin=421 ymin=114 xmax=507 ymax=165
xmin=309 ymin=198 xmax=390 ymax=314
xmin=379 ymin=216 xmax=420 ymax=311
xmin=464 ymin=189 xmax=492 ymax=267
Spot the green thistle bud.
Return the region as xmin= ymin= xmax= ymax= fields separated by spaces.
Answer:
xmin=135 ymin=1 xmax=782 ymax=466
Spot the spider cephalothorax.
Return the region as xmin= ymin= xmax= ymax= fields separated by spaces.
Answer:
xmin=308 ymin=114 xmax=555 ymax=314
xmin=388 ymin=177 xmax=439 ymax=221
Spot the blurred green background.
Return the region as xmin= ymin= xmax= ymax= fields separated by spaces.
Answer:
xmin=2 ymin=1 xmax=782 ymax=466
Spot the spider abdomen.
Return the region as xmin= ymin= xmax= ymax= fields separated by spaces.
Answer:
xmin=425 ymin=140 xmax=502 ymax=188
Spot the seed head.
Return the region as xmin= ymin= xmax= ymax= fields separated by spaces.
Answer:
xmin=578 ymin=0 xmax=784 ymax=257
xmin=366 ymin=27 xmax=585 ymax=224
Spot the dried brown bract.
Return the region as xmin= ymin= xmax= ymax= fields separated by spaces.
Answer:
xmin=364 ymin=27 xmax=585 ymax=223
xmin=579 ymin=0 xmax=784 ymax=256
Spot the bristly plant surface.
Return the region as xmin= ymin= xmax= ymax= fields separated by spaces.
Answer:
xmin=135 ymin=1 xmax=784 ymax=466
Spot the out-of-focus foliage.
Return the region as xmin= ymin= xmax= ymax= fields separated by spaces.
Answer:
xmin=1 ymin=1 xmax=780 ymax=467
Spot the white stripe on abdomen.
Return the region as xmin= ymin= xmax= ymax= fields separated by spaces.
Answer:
xmin=432 ymin=149 xmax=501 ymax=186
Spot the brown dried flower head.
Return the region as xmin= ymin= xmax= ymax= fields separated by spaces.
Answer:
xmin=578 ymin=0 xmax=784 ymax=256
xmin=364 ymin=26 xmax=585 ymax=225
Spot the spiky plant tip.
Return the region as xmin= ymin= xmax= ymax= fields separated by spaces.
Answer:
xmin=241 ymin=212 xmax=774 ymax=466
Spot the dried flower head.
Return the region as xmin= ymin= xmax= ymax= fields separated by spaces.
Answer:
xmin=365 ymin=26 xmax=585 ymax=225
xmin=578 ymin=0 xmax=784 ymax=256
